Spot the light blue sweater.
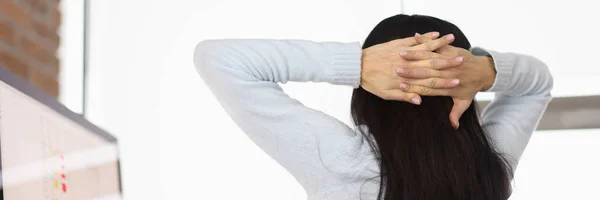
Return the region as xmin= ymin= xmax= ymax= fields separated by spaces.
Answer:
xmin=194 ymin=40 xmax=553 ymax=200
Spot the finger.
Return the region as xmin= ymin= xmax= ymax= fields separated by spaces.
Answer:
xmin=379 ymin=90 xmax=422 ymax=105
xmin=415 ymin=33 xmax=425 ymax=44
xmin=449 ymin=100 xmax=472 ymax=129
xmin=391 ymin=31 xmax=441 ymax=47
xmin=396 ymin=67 xmax=443 ymax=79
xmin=400 ymin=84 xmax=451 ymax=96
xmin=415 ymin=32 xmax=439 ymax=44
xmin=435 ymin=45 xmax=454 ymax=54
xmin=422 ymin=32 xmax=441 ymax=40
xmin=402 ymin=78 xmax=460 ymax=89
xmin=410 ymin=34 xmax=455 ymax=51
xmin=400 ymin=50 xmax=448 ymax=60
xmin=404 ymin=57 xmax=464 ymax=70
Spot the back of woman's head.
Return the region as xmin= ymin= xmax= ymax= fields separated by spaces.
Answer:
xmin=351 ymin=14 xmax=513 ymax=200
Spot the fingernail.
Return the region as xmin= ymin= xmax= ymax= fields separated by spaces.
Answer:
xmin=432 ymin=32 xmax=440 ymax=38
xmin=451 ymin=79 xmax=460 ymax=85
xmin=415 ymin=33 xmax=422 ymax=38
xmin=400 ymin=83 xmax=408 ymax=89
xmin=455 ymin=56 xmax=463 ymax=62
xmin=400 ymin=51 xmax=408 ymax=56
xmin=446 ymin=34 xmax=455 ymax=40
xmin=396 ymin=68 xmax=405 ymax=74
xmin=457 ymin=122 xmax=460 ymax=128
xmin=412 ymin=98 xmax=421 ymax=105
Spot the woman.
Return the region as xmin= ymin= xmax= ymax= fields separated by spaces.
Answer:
xmin=194 ymin=14 xmax=553 ymax=200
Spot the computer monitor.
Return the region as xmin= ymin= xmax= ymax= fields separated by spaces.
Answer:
xmin=0 ymin=66 xmax=122 ymax=200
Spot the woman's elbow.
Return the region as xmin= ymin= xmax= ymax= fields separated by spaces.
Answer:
xmin=193 ymin=40 xmax=221 ymax=71
xmin=530 ymin=56 xmax=554 ymax=97
xmin=544 ymin=67 xmax=554 ymax=97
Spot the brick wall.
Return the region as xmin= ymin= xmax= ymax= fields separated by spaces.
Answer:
xmin=0 ymin=0 xmax=61 ymax=97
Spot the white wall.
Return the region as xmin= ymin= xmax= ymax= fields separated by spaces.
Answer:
xmin=84 ymin=1 xmax=163 ymax=199
xmin=58 ymin=0 xmax=84 ymax=114
xmin=61 ymin=0 xmax=600 ymax=199
xmin=511 ymin=129 xmax=600 ymax=200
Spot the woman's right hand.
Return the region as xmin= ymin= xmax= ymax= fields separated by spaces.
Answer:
xmin=360 ymin=32 xmax=464 ymax=105
xmin=396 ymin=37 xmax=498 ymax=128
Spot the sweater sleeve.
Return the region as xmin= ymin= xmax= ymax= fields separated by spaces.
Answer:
xmin=193 ymin=39 xmax=364 ymax=192
xmin=471 ymin=47 xmax=554 ymax=170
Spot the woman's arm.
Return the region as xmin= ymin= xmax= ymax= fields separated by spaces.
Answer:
xmin=471 ymin=47 xmax=554 ymax=169
xmin=194 ymin=39 xmax=364 ymax=192
xmin=194 ymin=36 xmax=457 ymax=191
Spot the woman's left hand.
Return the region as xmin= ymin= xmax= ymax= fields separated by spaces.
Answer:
xmin=396 ymin=34 xmax=497 ymax=128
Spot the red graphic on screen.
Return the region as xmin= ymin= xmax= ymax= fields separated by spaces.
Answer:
xmin=60 ymin=154 xmax=67 ymax=194
xmin=52 ymin=152 xmax=68 ymax=197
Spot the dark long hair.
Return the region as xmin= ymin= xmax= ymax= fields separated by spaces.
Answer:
xmin=351 ymin=14 xmax=513 ymax=200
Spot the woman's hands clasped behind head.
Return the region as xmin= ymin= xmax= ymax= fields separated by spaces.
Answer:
xmin=398 ymin=34 xmax=497 ymax=129
xmin=360 ymin=32 xmax=463 ymax=105
xmin=360 ymin=32 xmax=497 ymax=129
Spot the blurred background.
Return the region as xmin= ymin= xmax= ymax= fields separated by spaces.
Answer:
xmin=0 ymin=0 xmax=598 ymax=199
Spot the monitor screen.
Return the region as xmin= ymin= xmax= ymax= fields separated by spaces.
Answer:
xmin=0 ymin=67 xmax=122 ymax=200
